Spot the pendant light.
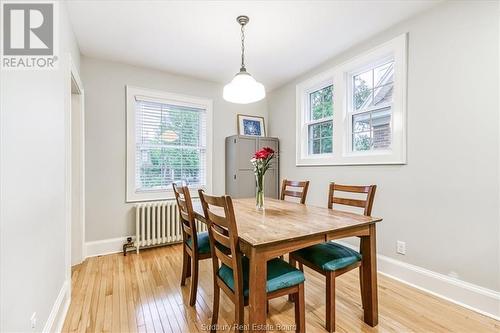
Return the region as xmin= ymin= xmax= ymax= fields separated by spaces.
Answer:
xmin=223 ymin=15 xmax=265 ymax=104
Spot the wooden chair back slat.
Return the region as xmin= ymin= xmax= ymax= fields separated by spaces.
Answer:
xmin=333 ymin=184 xmax=372 ymax=194
xmin=214 ymin=246 xmax=233 ymax=268
xmin=198 ymin=190 xmax=244 ymax=299
xmin=179 ymin=211 xmax=191 ymax=225
xmin=286 ymin=180 xmax=309 ymax=187
xmin=332 ymin=197 xmax=367 ymax=208
xmin=179 ymin=207 xmax=192 ymax=227
xmin=283 ymin=190 xmax=306 ymax=198
xmin=202 ymin=193 xmax=228 ymax=207
xmin=207 ymin=210 xmax=229 ymax=228
xmin=177 ymin=197 xmax=188 ymax=210
xmin=328 ymin=182 xmax=377 ymax=216
xmin=182 ymin=223 xmax=193 ymax=235
xmin=280 ymin=179 xmax=310 ymax=204
xmin=212 ymin=227 xmax=232 ymax=249
xmin=177 ymin=199 xmax=191 ymax=220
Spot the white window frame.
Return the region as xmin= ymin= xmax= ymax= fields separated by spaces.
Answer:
xmin=296 ymin=70 xmax=336 ymax=162
xmin=346 ymin=57 xmax=394 ymax=154
xmin=296 ymin=33 xmax=407 ymax=166
xmin=304 ymin=80 xmax=335 ymax=157
xmin=126 ymin=86 xmax=213 ymax=202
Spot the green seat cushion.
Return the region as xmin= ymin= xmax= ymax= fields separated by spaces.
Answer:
xmin=186 ymin=231 xmax=210 ymax=254
xmin=293 ymin=242 xmax=361 ymax=271
xmin=218 ymin=257 xmax=305 ymax=297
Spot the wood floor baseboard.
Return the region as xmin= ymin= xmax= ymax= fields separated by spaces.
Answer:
xmin=335 ymin=240 xmax=500 ymax=320
xmin=85 ymin=236 xmax=132 ymax=258
xmin=43 ymin=280 xmax=70 ymax=333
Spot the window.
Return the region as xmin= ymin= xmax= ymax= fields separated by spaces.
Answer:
xmin=307 ymin=85 xmax=333 ymax=155
xmin=296 ymin=33 xmax=407 ymax=165
xmin=350 ymin=61 xmax=394 ymax=152
xmin=126 ymin=86 xmax=212 ymax=202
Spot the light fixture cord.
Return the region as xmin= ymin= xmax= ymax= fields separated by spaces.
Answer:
xmin=240 ymin=23 xmax=245 ymax=71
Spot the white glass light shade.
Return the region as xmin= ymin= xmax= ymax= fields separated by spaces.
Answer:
xmin=223 ymin=71 xmax=266 ymax=104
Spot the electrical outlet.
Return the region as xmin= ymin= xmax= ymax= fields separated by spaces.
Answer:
xmin=30 ymin=312 xmax=37 ymax=329
xmin=396 ymin=241 xmax=406 ymax=255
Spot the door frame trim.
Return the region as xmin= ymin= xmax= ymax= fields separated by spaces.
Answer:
xmin=64 ymin=54 xmax=85 ymax=291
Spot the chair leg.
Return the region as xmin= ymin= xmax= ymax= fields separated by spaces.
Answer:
xmin=359 ymin=267 xmax=365 ymax=309
xmin=180 ymin=248 xmax=189 ymax=286
xmin=188 ymin=256 xmax=199 ymax=306
xmin=289 ymin=256 xmax=297 ymax=302
xmin=326 ymin=272 xmax=336 ymax=333
xmin=267 ymin=300 xmax=270 ymax=314
xmin=298 ymin=262 xmax=304 ymax=271
xmin=234 ymin=296 xmax=245 ymax=333
xmin=294 ymin=283 xmax=306 ymax=333
xmin=211 ymin=285 xmax=220 ymax=333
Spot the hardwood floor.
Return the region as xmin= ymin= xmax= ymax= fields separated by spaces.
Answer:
xmin=62 ymin=244 xmax=498 ymax=333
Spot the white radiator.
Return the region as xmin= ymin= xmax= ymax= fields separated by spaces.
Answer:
xmin=134 ymin=200 xmax=207 ymax=253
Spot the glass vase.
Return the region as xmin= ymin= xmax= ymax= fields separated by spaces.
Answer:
xmin=256 ymin=174 xmax=265 ymax=210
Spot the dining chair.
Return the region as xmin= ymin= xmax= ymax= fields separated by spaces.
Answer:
xmin=279 ymin=179 xmax=310 ymax=264
xmin=280 ymin=179 xmax=310 ymax=204
xmin=172 ymin=183 xmax=211 ymax=306
xmin=289 ymin=182 xmax=376 ymax=332
xmin=198 ymin=190 xmax=307 ymax=333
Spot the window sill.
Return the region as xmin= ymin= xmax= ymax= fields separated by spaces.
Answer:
xmin=126 ymin=191 xmax=175 ymax=203
xmin=296 ymin=153 xmax=406 ymax=166
xmin=296 ymin=161 xmax=406 ymax=167
xmin=126 ymin=186 xmax=207 ymax=203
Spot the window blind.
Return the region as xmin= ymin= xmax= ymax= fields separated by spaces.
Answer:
xmin=134 ymin=97 xmax=207 ymax=193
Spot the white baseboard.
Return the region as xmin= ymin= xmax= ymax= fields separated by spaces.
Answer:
xmin=85 ymin=236 xmax=132 ymax=258
xmin=43 ymin=280 xmax=70 ymax=333
xmin=336 ymin=241 xmax=500 ymax=321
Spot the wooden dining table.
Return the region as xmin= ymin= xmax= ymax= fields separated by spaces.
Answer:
xmin=193 ymin=197 xmax=382 ymax=332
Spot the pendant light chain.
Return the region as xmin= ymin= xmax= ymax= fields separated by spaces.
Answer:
xmin=223 ymin=15 xmax=265 ymax=104
xmin=240 ymin=23 xmax=246 ymax=71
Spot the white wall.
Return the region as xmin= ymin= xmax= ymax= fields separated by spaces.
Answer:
xmin=268 ymin=0 xmax=499 ymax=292
xmin=0 ymin=2 xmax=81 ymax=332
xmin=81 ymin=57 xmax=267 ymax=243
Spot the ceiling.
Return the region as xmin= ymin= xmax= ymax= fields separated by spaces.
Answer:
xmin=67 ymin=1 xmax=439 ymax=90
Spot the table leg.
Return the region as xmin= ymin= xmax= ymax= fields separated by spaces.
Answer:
xmin=248 ymin=247 xmax=267 ymax=332
xmin=360 ymin=224 xmax=378 ymax=326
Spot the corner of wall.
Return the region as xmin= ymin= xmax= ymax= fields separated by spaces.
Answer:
xmin=60 ymin=0 xmax=82 ymax=71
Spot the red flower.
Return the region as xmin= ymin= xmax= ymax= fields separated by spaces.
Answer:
xmin=254 ymin=150 xmax=268 ymax=159
xmin=253 ymin=147 xmax=275 ymax=159
xmin=263 ymin=147 xmax=274 ymax=154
